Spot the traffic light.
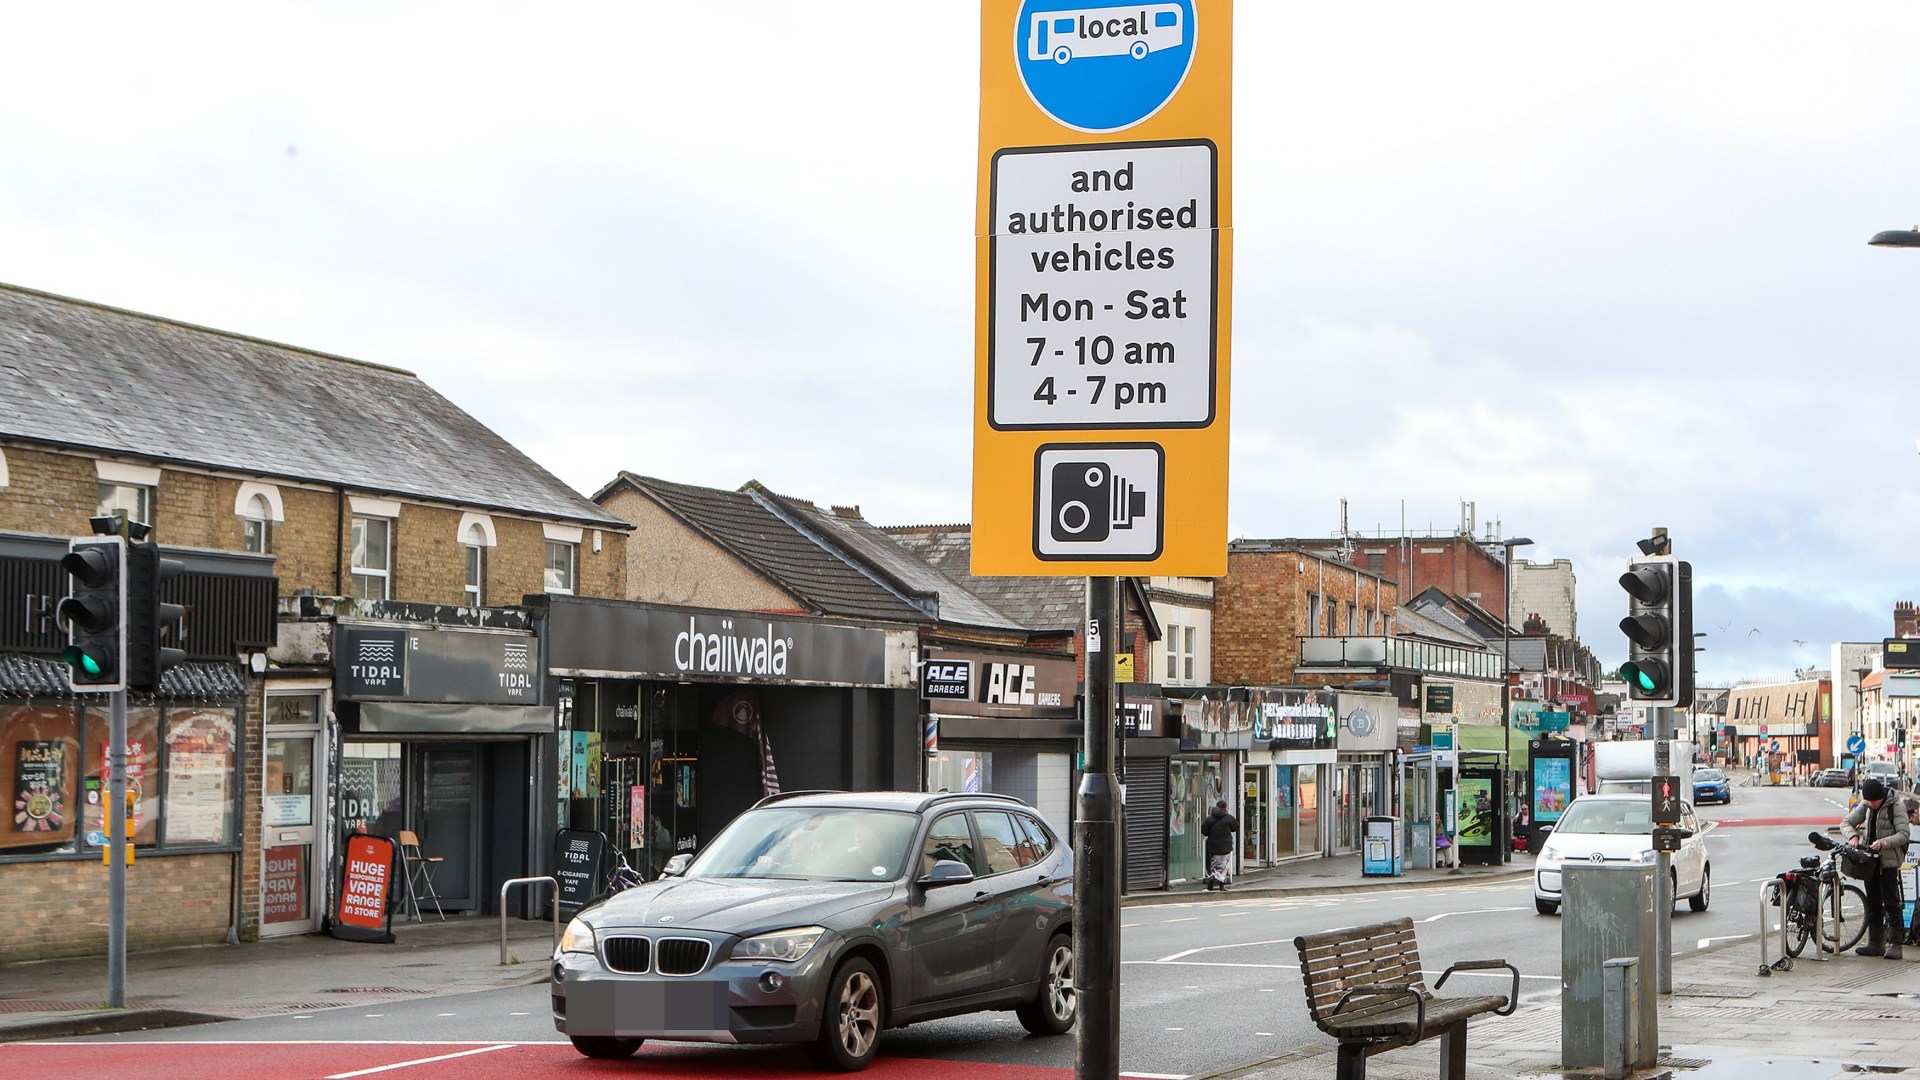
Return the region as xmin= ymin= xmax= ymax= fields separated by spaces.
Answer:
xmin=56 ymin=536 xmax=126 ymax=692
xmin=1618 ymin=554 xmax=1693 ymax=707
xmin=126 ymin=541 xmax=185 ymax=693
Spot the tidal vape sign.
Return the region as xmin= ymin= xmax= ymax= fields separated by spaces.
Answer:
xmin=336 ymin=625 xmax=540 ymax=704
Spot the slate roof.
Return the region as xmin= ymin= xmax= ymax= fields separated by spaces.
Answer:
xmin=600 ymin=473 xmax=928 ymax=624
xmin=0 ymin=283 xmax=623 ymax=527
xmin=1392 ymin=603 xmax=1490 ymax=648
xmin=883 ymin=526 xmax=1088 ymax=633
xmin=753 ymin=490 xmax=1036 ymax=636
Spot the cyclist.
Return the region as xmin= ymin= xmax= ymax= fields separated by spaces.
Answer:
xmin=1844 ymin=777 xmax=1911 ymax=958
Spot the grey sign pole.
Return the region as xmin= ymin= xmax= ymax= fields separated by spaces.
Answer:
xmin=108 ymin=687 xmax=128 ymax=1008
xmin=1074 ymin=576 xmax=1120 ymax=1079
xmin=1653 ymin=718 xmax=1673 ymax=994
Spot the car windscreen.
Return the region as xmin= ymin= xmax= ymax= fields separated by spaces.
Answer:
xmin=1553 ymin=800 xmax=1652 ymax=836
xmin=1695 ymin=770 xmax=1725 ymax=782
xmin=687 ymin=806 xmax=919 ymax=882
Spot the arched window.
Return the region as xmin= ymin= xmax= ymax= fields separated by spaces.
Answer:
xmin=463 ymin=522 xmax=487 ymax=605
xmin=243 ymin=493 xmax=273 ymax=554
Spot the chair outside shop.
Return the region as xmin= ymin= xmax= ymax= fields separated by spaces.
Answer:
xmin=397 ymin=829 xmax=446 ymax=921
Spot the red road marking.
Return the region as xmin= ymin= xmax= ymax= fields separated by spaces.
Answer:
xmin=1710 ymin=817 xmax=1840 ymax=827
xmin=0 ymin=1041 xmax=1078 ymax=1080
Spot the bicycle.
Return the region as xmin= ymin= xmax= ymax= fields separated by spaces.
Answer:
xmin=1774 ymin=831 xmax=1869 ymax=959
xmin=605 ymin=851 xmax=643 ymax=895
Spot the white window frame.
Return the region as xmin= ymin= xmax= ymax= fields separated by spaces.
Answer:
xmin=544 ymin=539 xmax=577 ymax=595
xmin=1164 ymin=622 xmax=1198 ymax=685
xmin=242 ymin=494 xmax=273 ymax=554
xmin=351 ymin=515 xmax=393 ymax=600
xmin=463 ymin=523 xmax=488 ymax=605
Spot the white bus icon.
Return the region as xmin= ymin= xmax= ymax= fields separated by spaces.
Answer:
xmin=1027 ymin=5 xmax=1184 ymax=65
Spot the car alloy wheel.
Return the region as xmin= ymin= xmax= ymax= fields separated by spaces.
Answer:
xmin=1017 ymin=933 xmax=1077 ymax=1035
xmin=814 ymin=957 xmax=883 ymax=1071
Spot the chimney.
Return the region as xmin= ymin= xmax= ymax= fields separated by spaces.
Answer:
xmin=1898 ymin=601 xmax=1920 ymax=638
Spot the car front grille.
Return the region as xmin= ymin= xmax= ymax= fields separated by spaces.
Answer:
xmin=602 ymin=936 xmax=651 ymax=974
xmin=655 ymin=937 xmax=712 ymax=976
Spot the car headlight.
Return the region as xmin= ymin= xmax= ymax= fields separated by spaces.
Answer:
xmin=560 ymin=917 xmax=597 ymax=955
xmin=732 ymin=926 xmax=827 ymax=964
xmin=1629 ymin=850 xmax=1656 ymax=864
xmin=1536 ymin=844 xmax=1562 ymax=865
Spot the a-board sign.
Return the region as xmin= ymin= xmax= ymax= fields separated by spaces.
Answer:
xmin=972 ymin=0 xmax=1233 ymax=576
xmin=328 ymin=833 xmax=396 ymax=943
xmin=555 ymin=829 xmax=608 ymax=915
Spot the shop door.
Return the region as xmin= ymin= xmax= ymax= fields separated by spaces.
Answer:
xmin=262 ymin=735 xmax=321 ymax=936
xmin=1168 ymin=759 xmax=1204 ymax=883
xmin=413 ymin=745 xmax=481 ymax=911
xmin=1241 ymin=767 xmax=1267 ymax=866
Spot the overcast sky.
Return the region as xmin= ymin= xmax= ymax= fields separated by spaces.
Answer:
xmin=3 ymin=3 xmax=1916 ymax=686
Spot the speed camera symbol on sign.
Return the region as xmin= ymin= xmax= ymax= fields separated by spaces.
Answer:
xmin=1033 ymin=443 xmax=1164 ymax=560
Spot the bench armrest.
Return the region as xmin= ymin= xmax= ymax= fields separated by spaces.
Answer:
xmin=1433 ymin=959 xmax=1520 ymax=1016
xmin=1331 ymin=982 xmax=1426 ymax=1043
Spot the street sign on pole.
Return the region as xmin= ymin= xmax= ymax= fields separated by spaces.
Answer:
xmin=973 ymin=0 xmax=1233 ymax=577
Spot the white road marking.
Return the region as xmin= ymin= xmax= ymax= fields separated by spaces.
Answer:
xmin=1162 ymin=917 xmax=1199 ymax=924
xmin=325 ymin=1044 xmax=516 ymax=1078
xmin=1417 ymin=907 xmax=1525 ymax=922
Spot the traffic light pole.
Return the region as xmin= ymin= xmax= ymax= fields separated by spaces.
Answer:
xmin=107 ymin=687 xmax=128 ymax=1008
xmin=1074 ymin=576 xmax=1120 ymax=1080
xmin=1653 ymin=706 xmax=1673 ymax=995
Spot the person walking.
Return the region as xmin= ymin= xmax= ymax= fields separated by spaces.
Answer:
xmin=1202 ymin=799 xmax=1238 ymax=891
xmin=1845 ymin=777 xmax=1911 ymax=958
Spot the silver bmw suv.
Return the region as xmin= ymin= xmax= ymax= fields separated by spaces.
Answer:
xmin=551 ymin=790 xmax=1076 ymax=1070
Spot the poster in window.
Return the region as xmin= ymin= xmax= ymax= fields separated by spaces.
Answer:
xmin=1456 ymin=777 xmax=1494 ymax=847
xmin=13 ymin=741 xmax=65 ymax=833
xmin=166 ymin=711 xmax=236 ymax=845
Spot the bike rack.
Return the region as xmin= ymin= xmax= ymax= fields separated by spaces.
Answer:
xmin=1759 ymin=876 xmax=1790 ymax=975
xmin=499 ymin=875 xmax=561 ymax=966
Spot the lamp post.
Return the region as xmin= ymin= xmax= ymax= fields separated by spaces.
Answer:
xmin=1499 ymin=537 xmax=1534 ymax=861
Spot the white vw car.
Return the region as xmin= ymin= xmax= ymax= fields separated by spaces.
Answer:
xmin=1532 ymin=793 xmax=1710 ymax=916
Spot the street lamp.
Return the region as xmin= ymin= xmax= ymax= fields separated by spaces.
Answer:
xmin=1869 ymin=228 xmax=1920 ymax=248
xmin=1500 ymin=536 xmax=1533 ymax=863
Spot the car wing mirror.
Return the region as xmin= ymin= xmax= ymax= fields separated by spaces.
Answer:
xmin=662 ymin=853 xmax=693 ymax=878
xmin=917 ymin=859 xmax=975 ymax=888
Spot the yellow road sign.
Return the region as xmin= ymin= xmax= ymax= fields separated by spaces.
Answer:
xmin=973 ymin=0 xmax=1232 ymax=576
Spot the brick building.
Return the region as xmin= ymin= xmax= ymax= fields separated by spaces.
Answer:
xmin=1212 ymin=540 xmax=1398 ymax=685
xmin=0 ymin=283 xmax=627 ymax=959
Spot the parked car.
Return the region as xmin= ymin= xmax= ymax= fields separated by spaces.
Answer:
xmin=1532 ymin=793 xmax=1710 ymax=916
xmin=1693 ymin=768 xmax=1732 ymax=804
xmin=551 ymin=790 xmax=1076 ymax=1070
xmin=1861 ymin=761 xmax=1904 ymax=791
xmin=1815 ymin=768 xmax=1853 ymax=788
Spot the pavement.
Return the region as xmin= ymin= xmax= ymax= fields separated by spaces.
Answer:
xmin=2 ymin=847 xmax=1914 ymax=1079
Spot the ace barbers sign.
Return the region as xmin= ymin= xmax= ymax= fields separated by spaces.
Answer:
xmin=337 ymin=625 xmax=539 ymax=704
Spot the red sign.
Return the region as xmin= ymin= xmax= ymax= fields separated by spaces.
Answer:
xmin=263 ymin=845 xmax=307 ymax=923
xmin=337 ymin=834 xmax=394 ymax=929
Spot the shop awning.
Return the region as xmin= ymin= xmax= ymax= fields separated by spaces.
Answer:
xmin=359 ymin=701 xmax=551 ymax=735
xmin=1454 ymin=723 xmax=1531 ymax=769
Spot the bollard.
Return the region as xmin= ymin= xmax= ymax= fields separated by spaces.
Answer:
xmin=499 ymin=876 xmax=560 ymax=965
xmin=1602 ymin=957 xmax=1639 ymax=1080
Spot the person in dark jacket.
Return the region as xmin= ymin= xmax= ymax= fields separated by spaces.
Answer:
xmin=1845 ymin=777 xmax=1911 ymax=958
xmin=1202 ymin=800 xmax=1238 ymax=891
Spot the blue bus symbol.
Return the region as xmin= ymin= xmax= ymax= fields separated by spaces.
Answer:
xmin=1015 ymin=1 xmax=1197 ymax=133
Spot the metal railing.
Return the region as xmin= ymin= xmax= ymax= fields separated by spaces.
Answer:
xmin=1757 ymin=877 xmax=1790 ymax=974
xmin=499 ymin=875 xmax=560 ymax=965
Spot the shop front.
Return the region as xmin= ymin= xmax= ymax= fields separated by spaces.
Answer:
xmin=921 ymin=646 xmax=1080 ymax=831
xmin=1332 ymin=690 xmax=1399 ymax=856
xmin=1121 ymin=690 xmax=1175 ymax=893
xmin=1162 ymin=687 xmax=1336 ymax=880
xmin=328 ymin=621 xmax=547 ymax=921
xmin=539 ymin=596 xmax=918 ymax=882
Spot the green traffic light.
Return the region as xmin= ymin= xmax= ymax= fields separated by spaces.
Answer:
xmin=62 ymin=644 xmax=104 ymax=676
xmin=1631 ymin=668 xmax=1656 ymax=692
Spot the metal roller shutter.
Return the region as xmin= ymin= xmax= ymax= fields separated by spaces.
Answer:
xmin=1123 ymin=758 xmax=1169 ymax=892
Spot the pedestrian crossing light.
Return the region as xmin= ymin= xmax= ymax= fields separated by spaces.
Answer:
xmin=57 ymin=536 xmax=127 ymax=692
xmin=1618 ymin=552 xmax=1693 ymax=708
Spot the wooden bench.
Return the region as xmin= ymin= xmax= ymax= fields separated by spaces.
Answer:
xmin=1293 ymin=917 xmax=1518 ymax=1080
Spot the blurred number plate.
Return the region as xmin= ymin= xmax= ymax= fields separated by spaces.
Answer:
xmin=567 ymin=979 xmax=728 ymax=1035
